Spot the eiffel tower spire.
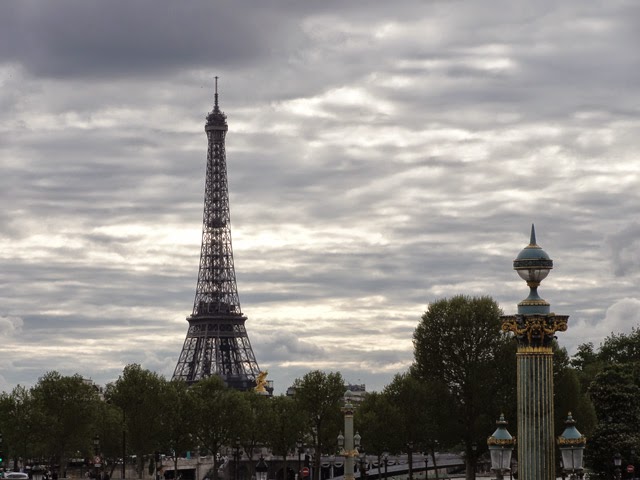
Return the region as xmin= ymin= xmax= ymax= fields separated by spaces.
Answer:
xmin=172 ymin=80 xmax=261 ymax=389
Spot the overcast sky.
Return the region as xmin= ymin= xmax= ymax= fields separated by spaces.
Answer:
xmin=1 ymin=0 xmax=639 ymax=394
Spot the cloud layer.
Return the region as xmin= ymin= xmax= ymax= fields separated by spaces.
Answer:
xmin=1 ymin=0 xmax=639 ymax=393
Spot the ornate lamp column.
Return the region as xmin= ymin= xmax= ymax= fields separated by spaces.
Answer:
xmin=502 ymin=225 xmax=569 ymax=480
xmin=339 ymin=401 xmax=359 ymax=480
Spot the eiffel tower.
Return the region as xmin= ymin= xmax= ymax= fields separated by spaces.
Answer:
xmin=172 ymin=79 xmax=261 ymax=390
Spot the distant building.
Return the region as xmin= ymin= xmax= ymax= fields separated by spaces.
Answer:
xmin=83 ymin=377 xmax=104 ymax=399
xmin=344 ymin=384 xmax=367 ymax=404
xmin=285 ymin=383 xmax=367 ymax=402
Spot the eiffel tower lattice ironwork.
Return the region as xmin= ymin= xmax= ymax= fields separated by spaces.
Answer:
xmin=172 ymin=79 xmax=261 ymax=390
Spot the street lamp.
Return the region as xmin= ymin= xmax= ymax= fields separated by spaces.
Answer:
xmin=255 ymin=456 xmax=268 ymax=480
xmin=358 ymin=450 xmax=367 ymax=480
xmin=382 ymin=451 xmax=389 ymax=480
xmin=297 ymin=439 xmax=304 ymax=480
xmin=557 ymin=413 xmax=586 ymax=480
xmin=234 ymin=437 xmax=242 ymax=480
xmin=406 ymin=442 xmax=414 ymax=480
xmin=487 ymin=414 xmax=515 ymax=480
xmin=121 ymin=411 xmax=126 ymax=480
xmin=614 ymin=453 xmax=622 ymax=480
xmin=94 ymin=435 xmax=101 ymax=480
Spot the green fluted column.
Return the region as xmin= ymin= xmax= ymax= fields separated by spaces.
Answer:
xmin=517 ymin=346 xmax=555 ymax=480
xmin=504 ymin=313 xmax=568 ymax=480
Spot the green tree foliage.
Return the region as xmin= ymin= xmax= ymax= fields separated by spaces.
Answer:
xmin=568 ymin=329 xmax=640 ymax=478
xmin=292 ymin=371 xmax=346 ymax=480
xmin=412 ymin=295 xmax=515 ymax=480
xmin=383 ymin=372 xmax=454 ymax=478
xmin=189 ymin=376 xmax=251 ymax=480
xmin=598 ymin=328 xmax=640 ymax=364
xmin=160 ymin=380 xmax=197 ymax=478
xmin=354 ymin=391 xmax=402 ymax=462
xmin=264 ymin=395 xmax=306 ymax=480
xmin=237 ymin=392 xmax=272 ymax=479
xmin=571 ymin=342 xmax=600 ymax=386
xmin=95 ymin=399 xmax=129 ymax=479
xmin=585 ymin=363 xmax=640 ymax=479
xmin=382 ymin=373 xmax=439 ymax=450
xmin=553 ymin=345 xmax=596 ymax=439
xmin=30 ymin=372 xmax=102 ymax=475
xmin=105 ymin=364 xmax=167 ymax=478
xmin=0 ymin=385 xmax=38 ymax=468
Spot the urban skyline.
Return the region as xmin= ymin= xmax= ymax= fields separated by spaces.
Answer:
xmin=0 ymin=1 xmax=639 ymax=394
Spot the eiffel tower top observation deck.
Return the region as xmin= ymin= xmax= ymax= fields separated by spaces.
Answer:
xmin=172 ymin=79 xmax=261 ymax=390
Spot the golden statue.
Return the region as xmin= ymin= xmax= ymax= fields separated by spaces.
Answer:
xmin=254 ymin=371 xmax=269 ymax=394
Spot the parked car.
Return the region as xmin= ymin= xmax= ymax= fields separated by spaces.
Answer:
xmin=5 ymin=474 xmax=30 ymax=480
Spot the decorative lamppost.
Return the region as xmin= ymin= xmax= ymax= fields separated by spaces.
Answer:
xmin=502 ymin=225 xmax=569 ymax=480
xmin=121 ymin=411 xmax=126 ymax=480
xmin=339 ymin=400 xmax=360 ymax=480
xmin=382 ymin=452 xmax=389 ymax=480
xmin=406 ymin=442 xmax=413 ymax=480
xmin=557 ymin=413 xmax=586 ymax=480
xmin=256 ymin=456 xmax=268 ymax=480
xmin=234 ymin=437 xmax=242 ymax=480
xmin=297 ymin=439 xmax=304 ymax=480
xmin=94 ymin=435 xmax=101 ymax=479
xmin=487 ymin=414 xmax=515 ymax=480
xmin=614 ymin=453 xmax=622 ymax=480
xmin=358 ymin=450 xmax=367 ymax=480
xmin=472 ymin=442 xmax=478 ymax=477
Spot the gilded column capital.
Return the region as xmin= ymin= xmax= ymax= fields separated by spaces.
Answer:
xmin=502 ymin=314 xmax=568 ymax=348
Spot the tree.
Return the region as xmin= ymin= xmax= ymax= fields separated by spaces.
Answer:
xmin=159 ymin=380 xmax=197 ymax=479
xmin=598 ymin=327 xmax=640 ymax=364
xmin=237 ymin=391 xmax=271 ymax=480
xmin=354 ymin=391 xmax=404 ymax=479
xmin=189 ymin=376 xmax=251 ymax=480
xmin=355 ymin=391 xmax=400 ymax=456
xmin=553 ymin=344 xmax=596 ymax=439
xmin=0 ymin=385 xmax=38 ymax=469
xmin=586 ymin=363 xmax=640 ymax=479
xmin=571 ymin=342 xmax=604 ymax=394
xmin=95 ymin=400 xmax=129 ymax=479
xmin=412 ymin=295 xmax=515 ymax=480
xmin=264 ymin=395 xmax=306 ymax=480
xmin=105 ymin=364 xmax=167 ymax=478
xmin=292 ymin=371 xmax=346 ymax=480
xmin=30 ymin=372 xmax=101 ymax=476
xmin=383 ymin=372 xmax=453 ymax=480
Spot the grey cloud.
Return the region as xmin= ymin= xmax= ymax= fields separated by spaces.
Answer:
xmin=606 ymin=224 xmax=640 ymax=277
xmin=255 ymin=332 xmax=326 ymax=363
xmin=0 ymin=1 xmax=301 ymax=78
